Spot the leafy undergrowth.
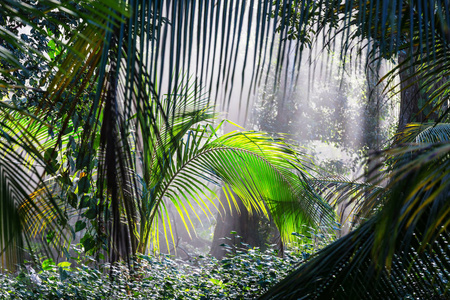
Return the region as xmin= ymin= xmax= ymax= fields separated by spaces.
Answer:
xmin=1 ymin=228 xmax=336 ymax=299
xmin=0 ymin=246 xmax=309 ymax=299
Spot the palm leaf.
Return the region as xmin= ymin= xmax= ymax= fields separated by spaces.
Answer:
xmin=307 ymin=175 xmax=385 ymax=228
xmin=0 ymin=107 xmax=67 ymax=269
xmin=396 ymin=122 xmax=450 ymax=143
xmin=140 ymin=122 xmax=335 ymax=253
xmin=260 ymin=134 xmax=450 ymax=299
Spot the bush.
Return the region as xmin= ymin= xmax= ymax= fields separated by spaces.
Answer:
xmin=0 ymin=245 xmax=308 ymax=299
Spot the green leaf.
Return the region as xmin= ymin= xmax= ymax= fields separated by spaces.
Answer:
xmin=68 ymin=192 xmax=77 ymax=209
xmin=44 ymin=148 xmax=57 ymax=162
xmin=63 ymin=126 xmax=73 ymax=135
xmin=42 ymin=258 xmax=55 ymax=271
xmin=59 ymin=267 xmax=69 ymax=281
xmin=57 ymin=261 xmax=71 ymax=270
xmin=46 ymin=230 xmax=55 ymax=245
xmin=59 ymin=172 xmax=72 ymax=186
xmin=78 ymin=176 xmax=90 ymax=193
xmin=79 ymin=196 xmax=90 ymax=209
xmin=81 ymin=236 xmax=95 ymax=252
xmin=75 ymin=221 xmax=86 ymax=232
xmin=84 ymin=207 xmax=96 ymax=220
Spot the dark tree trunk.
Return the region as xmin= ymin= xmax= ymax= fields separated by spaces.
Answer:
xmin=397 ymin=51 xmax=439 ymax=132
xmin=209 ymin=190 xmax=281 ymax=259
xmin=398 ymin=52 xmax=422 ymax=132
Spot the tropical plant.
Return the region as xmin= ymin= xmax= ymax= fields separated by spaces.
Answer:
xmin=1 ymin=243 xmax=324 ymax=300
xmin=2 ymin=1 xmax=450 ymax=298
xmin=396 ymin=122 xmax=450 ymax=143
xmin=254 ymin=1 xmax=450 ymax=298
xmin=0 ymin=101 xmax=75 ymax=270
xmin=0 ymin=0 xmax=339 ymax=265
xmin=260 ymin=128 xmax=450 ymax=299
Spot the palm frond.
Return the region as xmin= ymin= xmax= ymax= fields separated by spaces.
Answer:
xmin=307 ymin=175 xmax=385 ymax=228
xmin=140 ymin=123 xmax=335 ymax=253
xmin=260 ymin=140 xmax=450 ymax=299
xmin=0 ymin=107 xmax=66 ymax=269
xmin=396 ymin=122 xmax=450 ymax=143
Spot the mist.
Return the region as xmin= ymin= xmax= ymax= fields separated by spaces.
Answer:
xmin=144 ymin=2 xmax=400 ymax=258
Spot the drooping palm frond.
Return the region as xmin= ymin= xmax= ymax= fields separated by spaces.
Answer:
xmin=0 ymin=107 xmax=68 ymax=270
xmin=307 ymin=175 xmax=385 ymax=228
xmin=260 ymin=139 xmax=450 ymax=299
xmin=0 ymin=98 xmax=89 ymax=260
xmin=396 ymin=122 xmax=450 ymax=143
xmin=203 ymin=130 xmax=336 ymax=239
xmin=0 ymin=0 xmax=129 ymax=263
xmin=0 ymin=163 xmax=23 ymax=271
xmin=141 ymin=121 xmax=336 ymax=253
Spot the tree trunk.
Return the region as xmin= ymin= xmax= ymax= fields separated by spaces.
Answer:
xmin=209 ymin=190 xmax=280 ymax=259
xmin=397 ymin=51 xmax=439 ymax=132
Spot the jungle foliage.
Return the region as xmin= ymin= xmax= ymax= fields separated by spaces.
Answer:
xmin=0 ymin=0 xmax=450 ymax=299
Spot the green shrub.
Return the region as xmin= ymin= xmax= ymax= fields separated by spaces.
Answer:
xmin=1 ymin=227 xmax=340 ymax=299
xmin=0 ymin=245 xmax=308 ymax=299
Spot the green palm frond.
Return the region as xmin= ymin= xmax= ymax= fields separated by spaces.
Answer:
xmin=307 ymin=175 xmax=385 ymax=226
xmin=0 ymin=107 xmax=68 ymax=269
xmin=0 ymin=104 xmax=84 ymax=245
xmin=261 ymin=132 xmax=450 ymax=299
xmin=137 ymin=115 xmax=335 ymax=253
xmin=415 ymin=123 xmax=450 ymax=143
xmin=396 ymin=122 xmax=450 ymax=143
xmin=0 ymin=162 xmax=27 ymax=271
